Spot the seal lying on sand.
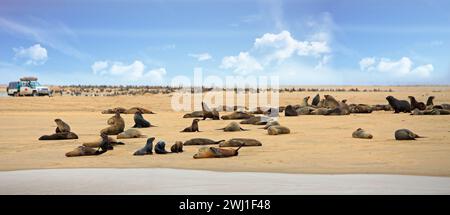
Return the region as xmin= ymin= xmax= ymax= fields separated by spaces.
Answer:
xmin=170 ymin=141 xmax=184 ymax=153
xmin=221 ymin=111 xmax=254 ymax=120
xmin=267 ymin=125 xmax=290 ymax=135
xmin=183 ymin=138 xmax=225 ymax=146
xmin=323 ymin=95 xmax=340 ymax=109
xmin=202 ymin=102 xmax=220 ymax=120
xmin=395 ymin=129 xmax=423 ymax=140
xmin=100 ymin=112 xmax=125 ymax=135
xmin=219 ymin=138 xmax=262 ymax=147
xmin=155 ymin=140 xmax=169 ymax=154
xmin=66 ymin=134 xmax=110 ymax=157
xmin=132 ymin=111 xmax=154 ymax=128
xmin=101 ymin=107 xmax=127 ymax=114
xmin=240 ymin=116 xmax=271 ymax=125
xmin=411 ymin=108 xmax=450 ymax=115
xmin=408 ymin=96 xmax=426 ymax=111
xmin=54 ymin=119 xmax=71 ymax=133
xmin=193 ymin=144 xmax=244 ymax=159
xmin=352 ymin=128 xmax=373 ymax=139
xmin=124 ymin=107 xmax=155 ymax=114
xmin=386 ymin=96 xmax=411 ymax=113
xmin=83 ymin=134 xmax=124 ymax=148
xmin=39 ymin=132 xmax=79 ymax=140
xmin=134 ymin=137 xmax=154 ymax=155
xmin=261 ymin=120 xmax=280 ymax=129
xmin=371 ymin=104 xmax=393 ymax=111
xmin=181 ymin=119 xmax=200 ymax=132
xmin=117 ymin=128 xmax=147 ymax=139
xmin=217 ymin=122 xmax=249 ymax=132
xmin=349 ymin=104 xmax=373 ymax=114
xmin=312 ymin=94 xmax=320 ymax=106
xmin=284 ymin=105 xmax=298 ymax=116
xmin=296 ymin=106 xmax=315 ymax=115
xmin=183 ymin=111 xmax=204 ymax=118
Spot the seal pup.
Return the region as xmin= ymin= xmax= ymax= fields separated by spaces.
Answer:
xmin=193 ymin=144 xmax=244 ymax=159
xmin=284 ymin=105 xmax=298 ymax=116
xmin=39 ymin=132 xmax=78 ymax=140
xmin=181 ymin=119 xmax=200 ymax=132
xmin=221 ymin=111 xmax=254 ymax=120
xmin=133 ymin=137 xmax=154 ymax=155
xmin=267 ymin=125 xmax=290 ymax=135
xmin=54 ymin=119 xmax=71 ymax=133
xmin=395 ymin=129 xmax=423 ymax=140
xmin=170 ymin=141 xmax=184 ymax=153
xmin=117 ymin=128 xmax=147 ymax=139
xmin=386 ymin=96 xmax=411 ymax=113
xmin=311 ymin=94 xmax=320 ymax=106
xmin=352 ymin=128 xmax=373 ymax=139
xmin=183 ymin=138 xmax=225 ymax=146
xmin=217 ymin=122 xmax=249 ymax=132
xmin=219 ymin=138 xmax=262 ymax=147
xmin=201 ymin=102 xmax=220 ymax=120
xmin=183 ymin=111 xmax=204 ymax=118
xmin=100 ymin=112 xmax=125 ymax=135
xmin=154 ymin=140 xmax=169 ymax=154
xmin=408 ymin=96 xmax=426 ymax=111
xmin=132 ymin=111 xmax=154 ymax=128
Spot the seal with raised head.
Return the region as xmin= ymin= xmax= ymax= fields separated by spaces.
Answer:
xmin=54 ymin=119 xmax=71 ymax=133
xmin=193 ymin=144 xmax=244 ymax=159
xmin=323 ymin=95 xmax=339 ymax=109
xmin=183 ymin=111 xmax=204 ymax=118
xmin=170 ymin=141 xmax=184 ymax=153
xmin=183 ymin=138 xmax=225 ymax=146
xmin=311 ymin=94 xmax=320 ymax=106
xmin=217 ymin=121 xmax=249 ymax=132
xmin=221 ymin=111 xmax=254 ymax=120
xmin=408 ymin=96 xmax=426 ymax=111
xmin=132 ymin=111 xmax=154 ymax=128
xmin=39 ymin=132 xmax=79 ymax=140
xmin=386 ymin=96 xmax=411 ymax=113
xmin=395 ymin=129 xmax=422 ymax=140
xmin=219 ymin=138 xmax=262 ymax=147
xmin=100 ymin=112 xmax=125 ymax=135
xmin=181 ymin=119 xmax=200 ymax=132
xmin=201 ymin=102 xmax=220 ymax=120
xmin=426 ymin=96 xmax=435 ymax=107
xmin=117 ymin=128 xmax=147 ymax=139
xmin=352 ymin=128 xmax=373 ymax=139
xmin=267 ymin=125 xmax=290 ymax=135
xmin=284 ymin=105 xmax=298 ymax=116
xmin=133 ymin=137 xmax=154 ymax=156
xmin=300 ymin=96 xmax=310 ymax=107
xmin=155 ymin=140 xmax=169 ymax=154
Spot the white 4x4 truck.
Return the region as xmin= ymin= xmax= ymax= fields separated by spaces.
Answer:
xmin=6 ymin=77 xmax=50 ymax=96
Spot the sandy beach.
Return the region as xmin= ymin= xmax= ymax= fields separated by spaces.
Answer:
xmin=0 ymin=86 xmax=449 ymax=176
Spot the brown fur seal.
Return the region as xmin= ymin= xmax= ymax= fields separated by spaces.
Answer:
xmin=154 ymin=140 xmax=169 ymax=154
xmin=371 ymin=104 xmax=393 ymax=111
xmin=267 ymin=125 xmax=290 ymax=135
xmin=221 ymin=111 xmax=254 ymax=120
xmin=386 ymin=96 xmax=411 ymax=113
xmin=284 ymin=105 xmax=298 ymax=116
xmin=411 ymin=108 xmax=450 ymax=115
xmin=170 ymin=141 xmax=184 ymax=153
xmin=117 ymin=128 xmax=147 ymax=139
xmin=311 ymin=107 xmax=330 ymax=115
xmin=183 ymin=111 xmax=204 ymax=118
xmin=39 ymin=132 xmax=79 ymax=140
xmin=100 ymin=112 xmax=125 ymax=135
xmin=312 ymin=94 xmax=320 ymax=106
xmin=181 ymin=119 xmax=200 ymax=132
xmin=202 ymin=102 xmax=220 ymax=120
xmin=395 ymin=129 xmax=423 ymax=140
xmin=54 ymin=119 xmax=71 ymax=133
xmin=352 ymin=128 xmax=373 ymax=139
xmin=261 ymin=120 xmax=280 ymax=129
xmin=349 ymin=104 xmax=373 ymax=114
xmin=133 ymin=137 xmax=154 ymax=155
xmin=408 ymin=96 xmax=426 ymax=111
xmin=296 ymin=106 xmax=315 ymax=115
xmin=217 ymin=122 xmax=249 ymax=132
xmin=132 ymin=111 xmax=155 ymax=128
xmin=65 ymin=146 xmax=101 ymax=157
xmin=124 ymin=107 xmax=155 ymax=114
xmin=426 ymin=96 xmax=435 ymax=107
xmin=301 ymin=96 xmax=310 ymax=107
xmin=82 ymin=135 xmax=124 ymax=148
xmin=323 ymin=95 xmax=339 ymax=109
xmin=101 ymin=107 xmax=127 ymax=114
xmin=183 ymin=138 xmax=225 ymax=146
xmin=240 ymin=116 xmax=271 ymax=125
xmin=219 ymin=138 xmax=262 ymax=147
xmin=193 ymin=144 xmax=244 ymax=159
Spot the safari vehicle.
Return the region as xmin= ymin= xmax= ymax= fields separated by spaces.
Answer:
xmin=6 ymin=77 xmax=50 ymax=96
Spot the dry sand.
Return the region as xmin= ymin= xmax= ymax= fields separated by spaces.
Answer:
xmin=0 ymin=86 xmax=449 ymax=176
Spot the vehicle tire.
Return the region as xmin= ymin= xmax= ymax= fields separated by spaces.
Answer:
xmin=32 ymin=91 xmax=37 ymax=97
xmin=13 ymin=92 xmax=18 ymax=97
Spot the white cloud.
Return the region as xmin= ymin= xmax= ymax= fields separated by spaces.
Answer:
xmin=91 ymin=60 xmax=167 ymax=82
xmin=360 ymin=57 xmax=433 ymax=77
xmin=188 ymin=53 xmax=212 ymax=61
xmin=254 ymin=30 xmax=330 ymax=63
xmin=13 ymin=44 xmax=48 ymax=65
xmin=220 ymin=52 xmax=263 ymax=75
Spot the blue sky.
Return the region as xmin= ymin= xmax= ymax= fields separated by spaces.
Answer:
xmin=0 ymin=0 xmax=449 ymax=85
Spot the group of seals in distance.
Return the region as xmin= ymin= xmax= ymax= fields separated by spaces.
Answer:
xmin=101 ymin=107 xmax=155 ymax=114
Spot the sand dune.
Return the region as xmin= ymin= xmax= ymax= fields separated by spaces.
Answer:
xmin=0 ymin=86 xmax=449 ymax=176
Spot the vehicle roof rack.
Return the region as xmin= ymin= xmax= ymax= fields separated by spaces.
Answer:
xmin=20 ymin=77 xmax=38 ymax=81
